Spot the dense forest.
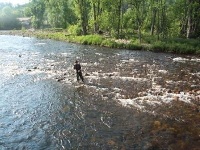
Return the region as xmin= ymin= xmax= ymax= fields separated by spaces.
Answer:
xmin=0 ymin=0 xmax=200 ymax=54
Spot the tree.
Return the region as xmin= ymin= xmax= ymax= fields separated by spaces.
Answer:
xmin=30 ymin=0 xmax=45 ymax=29
xmin=186 ymin=0 xmax=200 ymax=38
xmin=24 ymin=6 xmax=32 ymax=17
xmin=149 ymin=0 xmax=157 ymax=36
xmin=45 ymin=0 xmax=75 ymax=29
xmin=127 ymin=0 xmax=147 ymax=43
xmin=90 ymin=0 xmax=101 ymax=33
xmin=173 ymin=0 xmax=200 ymax=38
xmin=99 ymin=0 xmax=125 ymax=38
xmin=0 ymin=5 xmax=21 ymax=30
xmin=73 ymin=0 xmax=90 ymax=35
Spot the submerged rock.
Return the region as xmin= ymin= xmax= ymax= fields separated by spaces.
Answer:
xmin=85 ymin=73 xmax=90 ymax=76
xmin=154 ymin=121 xmax=161 ymax=129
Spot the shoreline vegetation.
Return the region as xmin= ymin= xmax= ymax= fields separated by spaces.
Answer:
xmin=1 ymin=29 xmax=200 ymax=55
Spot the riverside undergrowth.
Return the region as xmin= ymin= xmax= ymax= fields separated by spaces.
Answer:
xmin=3 ymin=30 xmax=200 ymax=55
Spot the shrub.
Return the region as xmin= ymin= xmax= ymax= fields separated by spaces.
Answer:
xmin=67 ymin=25 xmax=82 ymax=36
xmin=90 ymin=35 xmax=104 ymax=45
xmin=101 ymin=39 xmax=117 ymax=48
xmin=151 ymin=41 xmax=167 ymax=52
xmin=126 ymin=43 xmax=143 ymax=50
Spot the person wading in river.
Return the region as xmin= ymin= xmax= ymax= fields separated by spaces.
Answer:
xmin=74 ymin=60 xmax=84 ymax=82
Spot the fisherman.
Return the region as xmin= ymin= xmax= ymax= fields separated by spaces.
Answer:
xmin=74 ymin=60 xmax=84 ymax=82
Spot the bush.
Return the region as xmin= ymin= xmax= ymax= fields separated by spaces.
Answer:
xmin=143 ymin=35 xmax=157 ymax=44
xmin=101 ymin=39 xmax=117 ymax=48
xmin=91 ymin=35 xmax=104 ymax=45
xmin=126 ymin=43 xmax=142 ymax=50
xmin=66 ymin=35 xmax=104 ymax=45
xmin=82 ymin=35 xmax=104 ymax=45
xmin=31 ymin=30 xmax=199 ymax=54
xmin=151 ymin=41 xmax=167 ymax=52
xmin=67 ymin=25 xmax=82 ymax=36
xmin=43 ymin=28 xmax=63 ymax=32
xmin=150 ymin=41 xmax=198 ymax=54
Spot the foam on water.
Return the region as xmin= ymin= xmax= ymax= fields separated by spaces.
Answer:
xmin=173 ymin=57 xmax=189 ymax=62
xmin=78 ymin=66 xmax=199 ymax=114
xmin=173 ymin=57 xmax=200 ymax=63
xmin=34 ymin=43 xmax=46 ymax=45
xmin=191 ymin=58 xmax=200 ymax=62
xmin=61 ymin=53 xmax=71 ymax=56
xmin=158 ymin=70 xmax=168 ymax=74
xmin=116 ymin=88 xmax=197 ymax=111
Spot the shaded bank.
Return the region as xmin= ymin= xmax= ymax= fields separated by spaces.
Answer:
xmin=1 ymin=30 xmax=200 ymax=55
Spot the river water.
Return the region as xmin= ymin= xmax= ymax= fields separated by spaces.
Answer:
xmin=0 ymin=35 xmax=199 ymax=149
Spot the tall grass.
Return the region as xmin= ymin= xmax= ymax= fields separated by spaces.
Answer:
xmin=15 ymin=30 xmax=200 ymax=55
xmin=151 ymin=40 xmax=200 ymax=54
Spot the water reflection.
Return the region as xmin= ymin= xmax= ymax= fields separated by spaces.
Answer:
xmin=0 ymin=35 xmax=199 ymax=149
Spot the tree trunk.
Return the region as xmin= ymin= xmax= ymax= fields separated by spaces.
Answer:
xmin=180 ymin=0 xmax=187 ymax=37
xmin=78 ymin=0 xmax=88 ymax=35
xmin=151 ymin=8 xmax=156 ymax=35
xmin=138 ymin=24 xmax=142 ymax=44
xmin=92 ymin=0 xmax=101 ymax=33
xmin=186 ymin=0 xmax=192 ymax=38
xmin=93 ymin=2 xmax=97 ymax=33
xmin=186 ymin=0 xmax=200 ymax=38
xmin=186 ymin=14 xmax=192 ymax=38
xmin=117 ymin=0 xmax=122 ymax=38
xmin=157 ymin=6 xmax=160 ymax=40
xmin=161 ymin=0 xmax=167 ymax=38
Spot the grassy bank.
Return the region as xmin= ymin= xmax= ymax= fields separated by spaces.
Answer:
xmin=3 ymin=30 xmax=200 ymax=55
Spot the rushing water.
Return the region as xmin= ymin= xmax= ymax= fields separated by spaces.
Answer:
xmin=0 ymin=35 xmax=199 ymax=149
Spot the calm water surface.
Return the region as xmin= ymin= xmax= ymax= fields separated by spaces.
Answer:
xmin=0 ymin=35 xmax=199 ymax=149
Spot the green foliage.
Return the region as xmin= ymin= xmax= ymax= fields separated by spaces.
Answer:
xmin=2 ymin=6 xmax=12 ymax=16
xmin=142 ymin=35 xmax=157 ymax=44
xmin=0 ymin=5 xmax=22 ymax=30
xmin=21 ymin=26 xmax=26 ymax=31
xmin=68 ymin=24 xmax=82 ymax=35
xmin=72 ymin=0 xmax=90 ymax=35
xmin=1 ymin=0 xmax=200 ymax=54
xmin=30 ymin=0 xmax=45 ymax=29
xmin=43 ymin=28 xmax=63 ymax=32
xmin=0 ymin=16 xmax=21 ymax=30
xmin=86 ymin=35 xmax=104 ymax=45
xmin=18 ymin=30 xmax=199 ymax=54
xmin=101 ymin=39 xmax=117 ymax=48
xmin=151 ymin=39 xmax=200 ymax=54
xmin=45 ymin=0 xmax=75 ymax=29
xmin=74 ymin=35 xmax=104 ymax=45
xmin=126 ymin=43 xmax=143 ymax=50
xmin=24 ymin=7 xmax=32 ymax=17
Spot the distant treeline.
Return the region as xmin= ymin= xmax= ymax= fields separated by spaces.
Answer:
xmin=0 ymin=3 xmax=27 ymax=30
xmin=1 ymin=0 xmax=200 ymax=41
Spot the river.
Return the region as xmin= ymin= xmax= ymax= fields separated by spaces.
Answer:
xmin=0 ymin=35 xmax=199 ymax=149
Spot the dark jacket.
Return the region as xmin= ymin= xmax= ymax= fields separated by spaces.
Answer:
xmin=74 ymin=63 xmax=81 ymax=72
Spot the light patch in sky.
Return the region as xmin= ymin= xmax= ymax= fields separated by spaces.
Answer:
xmin=0 ymin=0 xmax=30 ymax=5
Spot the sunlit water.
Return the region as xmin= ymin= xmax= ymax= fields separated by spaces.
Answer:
xmin=0 ymin=35 xmax=199 ymax=149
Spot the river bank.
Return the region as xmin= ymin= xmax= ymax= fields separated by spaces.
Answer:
xmin=1 ymin=30 xmax=200 ymax=55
